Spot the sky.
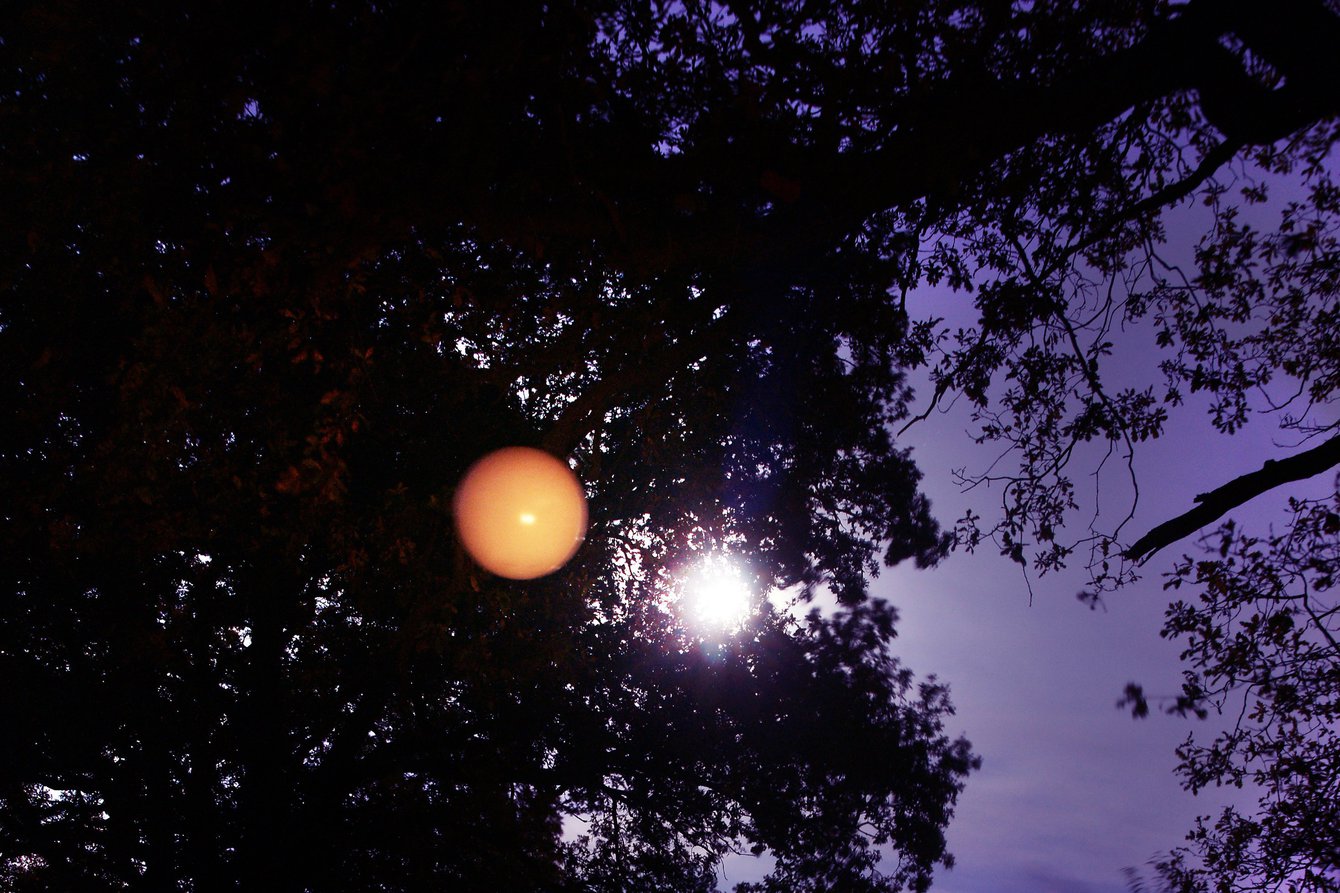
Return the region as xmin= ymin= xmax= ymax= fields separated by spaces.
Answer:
xmin=717 ymin=167 xmax=1337 ymax=891
xmin=720 ymin=324 xmax=1317 ymax=893
xmin=890 ymin=372 xmax=1331 ymax=893
xmin=856 ymin=159 xmax=1336 ymax=893
xmin=875 ymin=398 xmax=1263 ymax=893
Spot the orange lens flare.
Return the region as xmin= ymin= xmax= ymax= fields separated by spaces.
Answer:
xmin=453 ymin=447 xmax=588 ymax=580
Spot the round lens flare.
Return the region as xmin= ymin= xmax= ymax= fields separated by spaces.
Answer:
xmin=453 ymin=447 xmax=588 ymax=580
xmin=684 ymin=558 xmax=754 ymax=629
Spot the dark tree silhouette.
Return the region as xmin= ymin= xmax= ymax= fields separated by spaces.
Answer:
xmin=1 ymin=2 xmax=1338 ymax=892
xmin=1119 ymin=495 xmax=1340 ymax=893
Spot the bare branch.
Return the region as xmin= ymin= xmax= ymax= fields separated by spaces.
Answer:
xmin=1125 ymin=432 xmax=1340 ymax=562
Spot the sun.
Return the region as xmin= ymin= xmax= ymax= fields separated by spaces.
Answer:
xmin=683 ymin=557 xmax=754 ymax=630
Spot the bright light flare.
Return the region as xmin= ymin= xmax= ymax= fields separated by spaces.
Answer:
xmin=683 ymin=557 xmax=754 ymax=630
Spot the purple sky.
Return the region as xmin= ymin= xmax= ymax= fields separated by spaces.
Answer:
xmin=882 ymin=299 xmax=1336 ymax=891
xmin=718 ymin=162 xmax=1338 ymax=890
xmin=863 ymin=161 xmax=1334 ymax=893
xmin=878 ymin=400 xmax=1266 ymax=893
xmin=721 ymin=332 xmax=1319 ymax=893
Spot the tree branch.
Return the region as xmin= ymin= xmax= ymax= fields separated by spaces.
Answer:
xmin=1075 ymin=136 xmax=1245 ymax=256
xmin=1125 ymin=432 xmax=1340 ymax=562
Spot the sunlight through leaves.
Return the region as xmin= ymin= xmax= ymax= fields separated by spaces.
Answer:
xmin=682 ymin=555 xmax=754 ymax=632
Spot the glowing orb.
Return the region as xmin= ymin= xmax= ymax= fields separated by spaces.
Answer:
xmin=453 ymin=446 xmax=588 ymax=580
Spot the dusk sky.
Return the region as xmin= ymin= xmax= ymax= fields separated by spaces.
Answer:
xmin=716 ymin=331 xmax=1322 ymax=893
xmin=883 ymin=392 xmax=1272 ymax=893
xmin=887 ymin=159 xmax=1338 ymax=892
xmin=724 ymin=174 xmax=1337 ymax=891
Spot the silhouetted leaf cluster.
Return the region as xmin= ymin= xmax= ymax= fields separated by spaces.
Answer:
xmin=1122 ymin=496 xmax=1339 ymax=893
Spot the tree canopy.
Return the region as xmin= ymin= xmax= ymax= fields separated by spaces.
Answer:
xmin=2 ymin=2 xmax=1338 ymax=891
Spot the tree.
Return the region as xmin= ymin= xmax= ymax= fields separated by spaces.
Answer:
xmin=1 ymin=1 xmax=1338 ymax=892
xmin=1120 ymin=496 xmax=1339 ymax=893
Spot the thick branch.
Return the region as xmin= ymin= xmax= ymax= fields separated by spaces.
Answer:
xmin=637 ymin=1 xmax=1339 ymax=280
xmin=1125 ymin=432 xmax=1340 ymax=562
xmin=418 ymin=0 xmax=1340 ymax=307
